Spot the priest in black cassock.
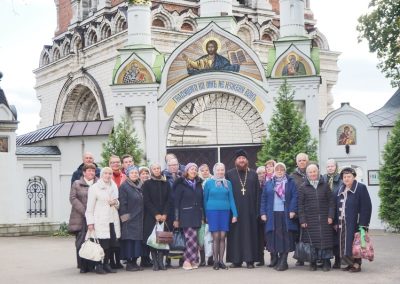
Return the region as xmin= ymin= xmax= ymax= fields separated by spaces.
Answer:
xmin=226 ymin=149 xmax=261 ymax=269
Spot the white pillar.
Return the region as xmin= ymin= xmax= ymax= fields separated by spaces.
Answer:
xmin=130 ymin=106 xmax=146 ymax=155
xmin=279 ymin=0 xmax=305 ymax=38
xmin=200 ymin=0 xmax=233 ymax=17
xmin=127 ymin=2 xmax=152 ymax=46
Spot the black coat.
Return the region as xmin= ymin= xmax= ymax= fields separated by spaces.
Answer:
xmin=336 ymin=181 xmax=372 ymax=257
xmin=174 ymin=177 xmax=204 ymax=229
xmin=322 ymin=173 xmax=343 ymax=194
xmin=298 ymin=178 xmax=335 ymax=249
xmin=142 ymin=177 xmax=171 ymax=241
xmin=119 ymin=179 xmax=144 ymax=240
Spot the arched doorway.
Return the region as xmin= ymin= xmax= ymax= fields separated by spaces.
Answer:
xmin=60 ymin=85 xmax=100 ymax=122
xmin=166 ymin=92 xmax=267 ymax=169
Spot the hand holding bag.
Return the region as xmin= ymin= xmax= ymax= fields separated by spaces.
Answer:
xmin=169 ymin=229 xmax=186 ymax=252
xmin=147 ymin=222 xmax=170 ymax=250
xmin=78 ymin=231 xmax=105 ymax=262
xmin=293 ymin=229 xmax=315 ymax=263
xmin=156 ymin=222 xmax=173 ymax=244
xmin=352 ymin=227 xmax=374 ymax=261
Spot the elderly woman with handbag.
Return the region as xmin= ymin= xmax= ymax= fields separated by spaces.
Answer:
xmin=86 ymin=167 xmax=121 ymax=274
xmin=336 ymin=167 xmax=372 ymax=273
xmin=260 ymin=162 xmax=298 ymax=271
xmin=142 ymin=163 xmax=172 ymax=271
xmin=173 ymin=163 xmax=204 ymax=270
xmin=119 ymin=166 xmax=144 ymax=272
xmin=298 ymin=164 xmax=335 ymax=272
xmin=68 ymin=163 xmax=98 ymax=273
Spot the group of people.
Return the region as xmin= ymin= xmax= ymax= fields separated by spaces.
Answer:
xmin=68 ymin=149 xmax=372 ymax=275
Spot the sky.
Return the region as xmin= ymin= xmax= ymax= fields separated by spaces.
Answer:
xmin=0 ymin=0 xmax=397 ymax=135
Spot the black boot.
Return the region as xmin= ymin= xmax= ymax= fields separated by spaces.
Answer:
xmin=103 ymin=263 xmax=117 ymax=273
xmin=275 ymin=253 xmax=289 ymax=271
xmin=114 ymin=250 xmax=123 ymax=269
xmin=200 ymin=250 xmax=206 ymax=266
xmin=268 ymin=253 xmax=278 ymax=268
xmin=207 ymin=256 xmax=214 ymax=266
xmin=276 ymin=253 xmax=288 ymax=271
xmin=332 ymin=256 xmax=341 ymax=269
xmin=309 ymin=261 xmax=317 ymax=271
xmin=322 ymin=259 xmax=331 ymax=272
xmin=126 ymin=259 xmax=140 ymax=272
xmin=151 ymin=250 xmax=159 ymax=271
xmin=165 ymin=257 xmax=171 ymax=268
xmin=95 ymin=263 xmax=107 ymax=274
xmin=158 ymin=252 xmax=166 ymax=270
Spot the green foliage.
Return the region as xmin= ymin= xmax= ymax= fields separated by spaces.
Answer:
xmin=257 ymin=80 xmax=318 ymax=173
xmin=101 ymin=115 xmax=143 ymax=167
xmin=357 ymin=0 xmax=400 ymax=87
xmin=52 ymin=222 xmax=71 ymax=237
xmin=379 ymin=115 xmax=400 ymax=231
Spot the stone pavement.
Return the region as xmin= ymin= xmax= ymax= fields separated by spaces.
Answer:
xmin=1 ymin=230 xmax=399 ymax=284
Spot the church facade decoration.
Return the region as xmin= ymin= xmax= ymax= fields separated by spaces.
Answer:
xmin=337 ymin=124 xmax=357 ymax=145
xmin=116 ymin=59 xmax=154 ymax=84
xmin=166 ymin=30 xmax=263 ymax=88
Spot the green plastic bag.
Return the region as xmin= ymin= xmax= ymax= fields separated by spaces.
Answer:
xmin=360 ymin=226 xmax=366 ymax=248
xmin=197 ymin=224 xmax=206 ymax=247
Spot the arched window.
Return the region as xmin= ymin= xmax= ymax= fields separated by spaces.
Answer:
xmin=181 ymin=22 xmax=193 ymax=31
xmin=26 ymin=176 xmax=47 ymax=218
xmin=152 ymin=19 xmax=165 ymax=28
xmin=41 ymin=53 xmax=50 ymax=66
xmin=101 ymin=24 xmax=111 ymax=40
xmin=53 ymin=48 xmax=61 ymax=61
xmin=261 ymin=33 xmax=272 ymax=42
xmin=115 ymin=16 xmax=127 ymax=33
xmin=87 ymin=29 xmax=98 ymax=46
xmin=62 ymin=42 xmax=71 ymax=57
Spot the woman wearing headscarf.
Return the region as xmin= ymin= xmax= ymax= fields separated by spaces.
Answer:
xmin=69 ymin=163 xmax=98 ymax=273
xmin=322 ymin=159 xmax=343 ymax=268
xmin=142 ymin=163 xmax=171 ymax=271
xmin=336 ymin=167 xmax=372 ymax=273
xmin=86 ymin=167 xmax=121 ymax=274
xmin=119 ymin=166 xmax=144 ymax=272
xmin=203 ymin=162 xmax=238 ymax=270
xmin=298 ymin=164 xmax=335 ymax=272
xmin=260 ymin=162 xmax=298 ymax=271
xmin=173 ymin=163 xmax=204 ymax=270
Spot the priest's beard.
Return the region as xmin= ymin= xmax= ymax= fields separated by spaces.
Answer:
xmin=235 ymin=163 xmax=248 ymax=172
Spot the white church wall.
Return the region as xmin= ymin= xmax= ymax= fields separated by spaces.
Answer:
xmin=320 ymin=104 xmax=383 ymax=229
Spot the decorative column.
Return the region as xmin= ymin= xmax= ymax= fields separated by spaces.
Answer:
xmin=279 ymin=0 xmax=305 ymax=38
xmin=200 ymin=0 xmax=232 ymax=17
xmin=127 ymin=0 xmax=152 ymax=46
xmin=130 ymin=106 xmax=146 ymax=155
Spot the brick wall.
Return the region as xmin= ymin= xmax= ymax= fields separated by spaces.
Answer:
xmin=55 ymin=0 xmax=72 ymax=36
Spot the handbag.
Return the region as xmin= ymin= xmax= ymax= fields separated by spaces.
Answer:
xmin=197 ymin=223 xmax=206 ymax=247
xmin=156 ymin=222 xmax=173 ymax=244
xmin=293 ymin=229 xmax=315 ymax=263
xmin=147 ymin=222 xmax=170 ymax=250
xmin=169 ymin=229 xmax=186 ymax=252
xmin=78 ymin=231 xmax=105 ymax=262
xmin=352 ymin=229 xmax=374 ymax=261
xmin=203 ymin=224 xmax=213 ymax=258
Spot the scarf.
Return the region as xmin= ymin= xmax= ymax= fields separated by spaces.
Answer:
xmin=309 ymin=179 xmax=319 ymax=189
xmin=295 ymin=167 xmax=307 ymax=179
xmin=151 ymin=174 xmax=167 ymax=182
xmin=327 ymin=170 xmax=339 ymax=191
xmin=97 ymin=178 xmax=118 ymax=199
xmin=274 ymin=175 xmax=287 ymax=199
xmin=126 ymin=178 xmax=142 ymax=191
xmin=185 ymin=178 xmax=196 ymax=190
xmin=113 ymin=171 xmax=123 ymax=187
xmin=84 ymin=178 xmax=94 ymax=186
xmin=212 ymin=176 xmax=228 ymax=189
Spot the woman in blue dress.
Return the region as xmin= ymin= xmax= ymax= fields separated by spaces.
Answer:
xmin=203 ymin=162 xmax=238 ymax=270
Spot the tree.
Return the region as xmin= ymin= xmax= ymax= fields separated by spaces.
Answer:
xmin=379 ymin=115 xmax=400 ymax=231
xmin=357 ymin=0 xmax=400 ymax=87
xmin=257 ymin=80 xmax=317 ymax=173
xmin=100 ymin=115 xmax=143 ymax=167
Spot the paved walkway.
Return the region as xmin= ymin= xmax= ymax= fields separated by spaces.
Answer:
xmin=1 ymin=230 xmax=399 ymax=284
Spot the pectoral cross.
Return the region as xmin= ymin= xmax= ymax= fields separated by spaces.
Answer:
xmin=241 ymin=187 xmax=246 ymax=195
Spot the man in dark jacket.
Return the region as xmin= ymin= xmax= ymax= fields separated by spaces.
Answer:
xmin=290 ymin=152 xmax=309 ymax=266
xmin=71 ymin=152 xmax=101 ymax=185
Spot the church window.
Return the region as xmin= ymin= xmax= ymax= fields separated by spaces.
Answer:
xmin=181 ymin=22 xmax=193 ymax=32
xmin=152 ymin=19 xmax=165 ymax=28
xmin=26 ymin=176 xmax=47 ymax=218
xmin=101 ymin=24 xmax=112 ymax=40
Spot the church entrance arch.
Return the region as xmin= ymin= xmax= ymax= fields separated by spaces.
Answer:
xmin=166 ymin=92 xmax=267 ymax=169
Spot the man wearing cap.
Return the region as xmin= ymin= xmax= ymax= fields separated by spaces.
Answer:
xmin=226 ymin=149 xmax=261 ymax=269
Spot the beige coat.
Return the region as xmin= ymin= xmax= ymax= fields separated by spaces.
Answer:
xmin=85 ymin=179 xmax=121 ymax=239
